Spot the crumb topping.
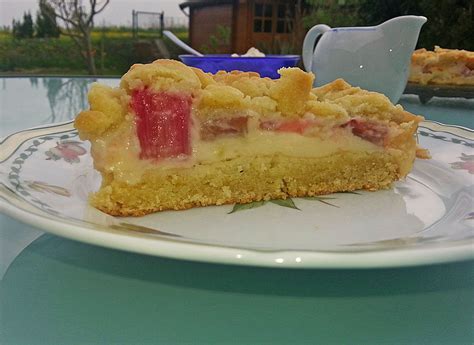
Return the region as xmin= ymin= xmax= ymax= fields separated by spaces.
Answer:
xmin=76 ymin=59 xmax=423 ymax=143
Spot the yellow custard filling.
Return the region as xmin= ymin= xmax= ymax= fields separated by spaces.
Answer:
xmin=89 ymin=120 xmax=384 ymax=185
xmin=193 ymin=130 xmax=381 ymax=163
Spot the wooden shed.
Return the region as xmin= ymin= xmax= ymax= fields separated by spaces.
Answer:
xmin=179 ymin=0 xmax=304 ymax=54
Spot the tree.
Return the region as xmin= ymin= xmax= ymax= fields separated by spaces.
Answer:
xmin=12 ymin=19 xmax=20 ymax=38
xmin=41 ymin=0 xmax=110 ymax=75
xmin=12 ymin=12 xmax=34 ymax=39
xmin=36 ymin=1 xmax=60 ymax=38
xmin=23 ymin=12 xmax=35 ymax=38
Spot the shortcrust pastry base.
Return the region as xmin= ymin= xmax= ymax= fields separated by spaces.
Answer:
xmin=92 ymin=151 xmax=407 ymax=216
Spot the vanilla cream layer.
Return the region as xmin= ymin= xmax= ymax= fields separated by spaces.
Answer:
xmin=93 ymin=127 xmax=383 ymax=185
xmin=193 ymin=130 xmax=381 ymax=163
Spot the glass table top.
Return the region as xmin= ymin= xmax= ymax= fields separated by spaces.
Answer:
xmin=1 ymin=76 xmax=473 ymax=344
xmin=0 ymin=77 xmax=118 ymax=138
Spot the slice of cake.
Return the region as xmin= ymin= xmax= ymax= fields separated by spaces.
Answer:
xmin=409 ymin=46 xmax=474 ymax=85
xmin=75 ymin=59 xmax=425 ymax=216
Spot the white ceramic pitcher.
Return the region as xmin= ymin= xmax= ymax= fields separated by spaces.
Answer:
xmin=302 ymin=16 xmax=427 ymax=103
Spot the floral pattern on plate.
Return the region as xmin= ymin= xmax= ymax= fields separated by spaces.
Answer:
xmin=450 ymin=153 xmax=474 ymax=174
xmin=45 ymin=140 xmax=87 ymax=163
xmin=0 ymin=121 xmax=473 ymax=268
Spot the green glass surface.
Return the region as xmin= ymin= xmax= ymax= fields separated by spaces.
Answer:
xmin=0 ymin=77 xmax=118 ymax=138
xmin=400 ymin=94 xmax=474 ymax=128
xmin=1 ymin=77 xmax=473 ymax=344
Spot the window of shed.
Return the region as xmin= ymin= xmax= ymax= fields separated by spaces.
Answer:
xmin=253 ymin=2 xmax=274 ymax=33
xmin=264 ymin=4 xmax=273 ymax=17
xmin=276 ymin=3 xmax=294 ymax=33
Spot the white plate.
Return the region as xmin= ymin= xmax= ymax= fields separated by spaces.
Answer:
xmin=1 ymin=121 xmax=473 ymax=268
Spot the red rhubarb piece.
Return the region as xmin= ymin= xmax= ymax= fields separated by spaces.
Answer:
xmin=131 ymin=89 xmax=192 ymax=160
xmin=343 ymin=119 xmax=388 ymax=146
xmin=200 ymin=116 xmax=248 ymax=140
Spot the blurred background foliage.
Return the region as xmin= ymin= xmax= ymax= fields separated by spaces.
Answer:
xmin=304 ymin=0 xmax=474 ymax=50
xmin=1 ymin=0 xmax=472 ymax=75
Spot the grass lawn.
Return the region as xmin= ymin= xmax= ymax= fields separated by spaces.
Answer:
xmin=0 ymin=29 xmax=188 ymax=76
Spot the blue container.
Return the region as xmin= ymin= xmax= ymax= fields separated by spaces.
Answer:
xmin=179 ymin=55 xmax=301 ymax=79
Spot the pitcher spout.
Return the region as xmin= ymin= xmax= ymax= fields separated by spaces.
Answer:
xmin=379 ymin=15 xmax=427 ymax=61
xmin=380 ymin=15 xmax=427 ymax=32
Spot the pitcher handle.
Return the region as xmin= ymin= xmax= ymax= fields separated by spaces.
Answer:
xmin=302 ymin=24 xmax=331 ymax=72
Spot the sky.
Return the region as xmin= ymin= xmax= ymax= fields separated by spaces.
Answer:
xmin=0 ymin=0 xmax=186 ymax=27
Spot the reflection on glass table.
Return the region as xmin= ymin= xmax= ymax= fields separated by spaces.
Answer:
xmin=0 ymin=77 xmax=118 ymax=137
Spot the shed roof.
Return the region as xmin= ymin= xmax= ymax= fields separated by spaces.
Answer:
xmin=179 ymin=0 xmax=235 ymax=10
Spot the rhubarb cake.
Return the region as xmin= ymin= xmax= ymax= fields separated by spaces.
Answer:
xmin=75 ymin=59 xmax=425 ymax=216
xmin=409 ymin=46 xmax=474 ymax=85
